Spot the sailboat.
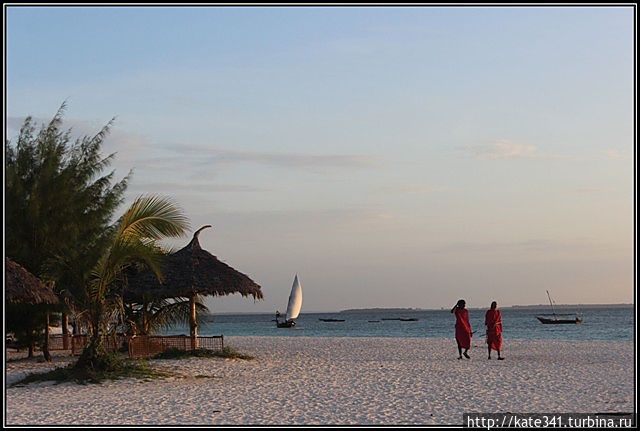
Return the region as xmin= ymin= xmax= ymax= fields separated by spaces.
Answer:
xmin=536 ymin=290 xmax=583 ymax=324
xmin=276 ymin=274 xmax=303 ymax=328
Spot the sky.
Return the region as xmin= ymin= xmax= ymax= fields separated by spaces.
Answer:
xmin=5 ymin=6 xmax=635 ymax=312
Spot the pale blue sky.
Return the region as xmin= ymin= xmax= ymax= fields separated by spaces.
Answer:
xmin=6 ymin=6 xmax=634 ymax=312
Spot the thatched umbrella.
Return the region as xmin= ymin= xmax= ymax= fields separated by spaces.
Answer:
xmin=6 ymin=257 xmax=59 ymax=360
xmin=6 ymin=258 xmax=58 ymax=305
xmin=125 ymin=225 xmax=262 ymax=342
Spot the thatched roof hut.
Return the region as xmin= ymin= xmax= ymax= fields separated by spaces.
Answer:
xmin=125 ymin=225 xmax=262 ymax=339
xmin=5 ymin=258 xmax=59 ymax=305
xmin=126 ymin=225 xmax=262 ymax=300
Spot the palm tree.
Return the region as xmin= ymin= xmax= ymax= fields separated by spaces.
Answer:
xmin=76 ymin=195 xmax=189 ymax=370
xmin=6 ymin=103 xmax=129 ymax=358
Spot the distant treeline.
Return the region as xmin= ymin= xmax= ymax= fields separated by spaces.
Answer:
xmin=506 ymin=303 xmax=633 ymax=309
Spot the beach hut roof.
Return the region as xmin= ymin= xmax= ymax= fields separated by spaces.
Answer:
xmin=125 ymin=225 xmax=263 ymax=300
xmin=5 ymin=258 xmax=59 ymax=305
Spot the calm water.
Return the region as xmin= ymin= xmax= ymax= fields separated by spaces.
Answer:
xmin=162 ymin=307 xmax=634 ymax=341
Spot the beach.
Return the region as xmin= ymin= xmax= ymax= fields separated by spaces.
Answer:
xmin=5 ymin=336 xmax=634 ymax=426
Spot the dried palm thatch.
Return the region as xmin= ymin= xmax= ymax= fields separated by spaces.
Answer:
xmin=6 ymin=258 xmax=59 ymax=305
xmin=124 ymin=226 xmax=262 ymax=341
xmin=125 ymin=225 xmax=262 ymax=300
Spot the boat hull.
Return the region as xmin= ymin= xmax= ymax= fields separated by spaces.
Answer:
xmin=536 ymin=316 xmax=582 ymax=324
xmin=276 ymin=321 xmax=296 ymax=328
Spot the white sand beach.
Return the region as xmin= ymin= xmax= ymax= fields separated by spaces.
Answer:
xmin=5 ymin=337 xmax=634 ymax=426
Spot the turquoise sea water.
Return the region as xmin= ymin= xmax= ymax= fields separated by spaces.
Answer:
xmin=162 ymin=306 xmax=634 ymax=341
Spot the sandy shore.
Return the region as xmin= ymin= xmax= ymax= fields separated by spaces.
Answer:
xmin=5 ymin=337 xmax=634 ymax=425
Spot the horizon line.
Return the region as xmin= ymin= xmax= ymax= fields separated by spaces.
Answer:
xmin=208 ymin=302 xmax=634 ymax=314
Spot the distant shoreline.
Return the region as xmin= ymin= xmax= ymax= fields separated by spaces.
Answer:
xmin=340 ymin=304 xmax=633 ymax=313
xmin=501 ymin=303 xmax=634 ymax=309
xmin=208 ymin=303 xmax=633 ymax=315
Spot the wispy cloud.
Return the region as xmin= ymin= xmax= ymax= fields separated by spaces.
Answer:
xmin=434 ymin=238 xmax=623 ymax=258
xmin=9 ymin=115 xmax=379 ymax=172
xmin=216 ymin=149 xmax=376 ymax=168
xmin=194 ymin=206 xmax=399 ymax=234
xmin=6 ymin=115 xmax=151 ymax=177
xmin=602 ymin=149 xmax=625 ymax=160
xmin=7 ymin=115 xmax=151 ymax=154
xmin=571 ymin=187 xmax=606 ymax=194
xmin=383 ymin=184 xmax=452 ymax=194
xmin=130 ymin=181 xmax=269 ymax=193
xmin=159 ymin=143 xmax=379 ymax=169
xmin=462 ymin=139 xmax=570 ymax=161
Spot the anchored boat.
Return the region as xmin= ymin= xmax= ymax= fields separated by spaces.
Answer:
xmin=536 ymin=290 xmax=583 ymax=324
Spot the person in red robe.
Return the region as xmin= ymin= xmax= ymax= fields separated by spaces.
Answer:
xmin=450 ymin=299 xmax=472 ymax=359
xmin=485 ymin=301 xmax=504 ymax=360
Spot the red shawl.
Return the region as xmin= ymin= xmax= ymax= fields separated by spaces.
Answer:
xmin=485 ymin=309 xmax=503 ymax=351
xmin=454 ymin=308 xmax=472 ymax=349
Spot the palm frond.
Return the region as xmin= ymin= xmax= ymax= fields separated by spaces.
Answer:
xmin=118 ymin=195 xmax=190 ymax=242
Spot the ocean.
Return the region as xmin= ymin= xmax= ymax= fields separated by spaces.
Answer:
xmin=161 ymin=306 xmax=634 ymax=341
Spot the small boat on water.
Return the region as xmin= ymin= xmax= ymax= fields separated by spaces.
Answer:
xmin=319 ymin=318 xmax=345 ymax=322
xmin=536 ymin=315 xmax=582 ymax=324
xmin=536 ymin=290 xmax=583 ymax=324
xmin=276 ymin=275 xmax=303 ymax=328
xmin=399 ymin=318 xmax=419 ymax=322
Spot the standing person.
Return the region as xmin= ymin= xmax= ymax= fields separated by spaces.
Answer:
xmin=485 ymin=301 xmax=504 ymax=360
xmin=450 ymin=299 xmax=472 ymax=359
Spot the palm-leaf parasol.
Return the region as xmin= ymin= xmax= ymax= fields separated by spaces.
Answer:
xmin=125 ymin=226 xmax=262 ymax=339
xmin=6 ymin=258 xmax=59 ymax=305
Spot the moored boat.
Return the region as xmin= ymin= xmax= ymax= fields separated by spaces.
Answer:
xmin=536 ymin=290 xmax=583 ymax=324
xmin=536 ymin=314 xmax=582 ymax=324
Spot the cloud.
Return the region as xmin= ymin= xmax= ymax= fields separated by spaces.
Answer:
xmin=602 ymin=149 xmax=624 ymax=160
xmin=8 ymin=115 xmax=378 ymax=170
xmin=571 ymin=187 xmax=605 ymax=194
xmin=384 ymin=184 xmax=452 ymax=194
xmin=157 ymin=143 xmax=379 ymax=169
xmin=462 ymin=139 xmax=571 ymax=161
xmin=434 ymin=238 xmax=622 ymax=258
xmin=216 ymin=150 xmax=376 ymax=168
xmin=191 ymin=206 xmax=400 ymax=235
xmin=7 ymin=115 xmax=151 ymax=157
xmin=462 ymin=140 xmax=630 ymax=162
xmin=130 ymin=182 xmax=269 ymax=193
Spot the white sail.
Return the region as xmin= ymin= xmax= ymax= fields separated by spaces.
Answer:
xmin=285 ymin=274 xmax=303 ymax=321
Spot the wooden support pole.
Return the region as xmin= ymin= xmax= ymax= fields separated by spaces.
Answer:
xmin=62 ymin=313 xmax=70 ymax=350
xmin=190 ymin=293 xmax=198 ymax=350
xmin=43 ymin=312 xmax=52 ymax=362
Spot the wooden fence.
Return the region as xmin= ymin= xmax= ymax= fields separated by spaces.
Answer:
xmin=128 ymin=335 xmax=224 ymax=359
xmin=47 ymin=334 xmax=129 ymax=355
